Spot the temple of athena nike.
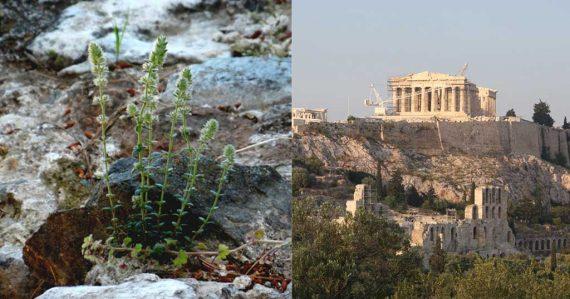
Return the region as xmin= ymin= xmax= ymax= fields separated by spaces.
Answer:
xmin=371 ymin=71 xmax=497 ymax=120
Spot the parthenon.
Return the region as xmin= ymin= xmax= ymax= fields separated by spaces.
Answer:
xmin=375 ymin=71 xmax=497 ymax=120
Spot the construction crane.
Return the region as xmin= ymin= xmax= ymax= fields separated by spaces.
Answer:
xmin=364 ymin=83 xmax=393 ymax=116
xmin=458 ymin=63 xmax=468 ymax=76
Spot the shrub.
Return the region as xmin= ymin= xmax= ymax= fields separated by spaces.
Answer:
xmin=304 ymin=155 xmax=324 ymax=174
xmin=405 ymin=186 xmax=423 ymax=207
xmin=292 ymin=167 xmax=310 ymax=195
xmin=554 ymin=152 xmax=567 ymax=167
xmin=344 ymin=170 xmax=374 ymax=185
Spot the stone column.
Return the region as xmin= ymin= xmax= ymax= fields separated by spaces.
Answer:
xmin=401 ymin=88 xmax=407 ymax=113
xmin=393 ymin=88 xmax=399 ymax=113
xmin=410 ymin=87 xmax=418 ymax=112
xmin=401 ymin=88 xmax=407 ymax=112
xmin=422 ymin=87 xmax=428 ymax=113
xmin=430 ymin=87 xmax=436 ymax=112
xmin=451 ymin=87 xmax=457 ymax=112
xmin=467 ymin=87 xmax=473 ymax=115
xmin=442 ymin=87 xmax=448 ymax=111
xmin=459 ymin=87 xmax=466 ymax=113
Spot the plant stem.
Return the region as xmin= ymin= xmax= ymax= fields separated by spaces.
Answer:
xmin=191 ymin=162 xmax=230 ymax=241
xmin=173 ymin=142 xmax=204 ymax=235
xmin=98 ymin=85 xmax=118 ymax=238
xmin=156 ymin=109 xmax=178 ymax=225
xmin=135 ymin=98 xmax=148 ymax=233
xmin=96 ymin=238 xmax=284 ymax=257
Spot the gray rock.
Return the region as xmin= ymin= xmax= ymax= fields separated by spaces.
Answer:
xmin=165 ymin=57 xmax=291 ymax=110
xmin=232 ymin=275 xmax=252 ymax=290
xmin=23 ymin=154 xmax=290 ymax=286
xmin=38 ymin=273 xmax=291 ymax=299
xmin=37 ymin=273 xmax=197 ymax=299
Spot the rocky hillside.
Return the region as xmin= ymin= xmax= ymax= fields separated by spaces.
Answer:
xmin=294 ymin=121 xmax=570 ymax=206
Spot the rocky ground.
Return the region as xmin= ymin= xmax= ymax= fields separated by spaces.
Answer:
xmin=0 ymin=0 xmax=291 ymax=298
xmin=294 ymin=128 xmax=570 ymax=206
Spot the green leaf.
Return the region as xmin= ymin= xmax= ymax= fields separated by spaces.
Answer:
xmin=173 ymin=250 xmax=188 ymax=267
xmin=152 ymin=243 xmax=165 ymax=256
xmin=131 ymin=243 xmax=143 ymax=258
xmin=195 ymin=242 xmax=208 ymax=251
xmin=164 ymin=238 xmax=178 ymax=248
xmin=216 ymin=244 xmax=230 ymax=260
xmin=122 ymin=237 xmax=132 ymax=247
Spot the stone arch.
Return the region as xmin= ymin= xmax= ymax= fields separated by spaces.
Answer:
xmin=473 ymin=226 xmax=477 ymax=239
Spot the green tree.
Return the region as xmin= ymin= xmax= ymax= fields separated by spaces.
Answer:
xmin=429 ymin=236 xmax=446 ymax=274
xmin=550 ymin=247 xmax=558 ymax=272
xmin=405 ymin=185 xmax=423 ymax=207
xmin=292 ymin=167 xmax=310 ymax=195
xmin=305 ymin=155 xmax=324 ymax=175
xmin=387 ymin=170 xmax=405 ymax=200
xmin=376 ymin=160 xmax=385 ymax=199
xmin=532 ymin=99 xmax=554 ymax=127
xmin=563 ymin=116 xmax=570 ymax=130
xmin=505 ymin=108 xmax=516 ymax=117
xmin=292 ymin=197 xmax=422 ymax=298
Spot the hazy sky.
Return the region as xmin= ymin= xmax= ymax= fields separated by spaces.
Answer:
xmin=293 ymin=0 xmax=570 ymax=124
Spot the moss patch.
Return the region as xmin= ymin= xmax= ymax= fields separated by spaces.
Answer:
xmin=41 ymin=158 xmax=91 ymax=209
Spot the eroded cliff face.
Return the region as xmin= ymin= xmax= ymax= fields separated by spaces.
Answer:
xmin=294 ymin=121 xmax=570 ymax=205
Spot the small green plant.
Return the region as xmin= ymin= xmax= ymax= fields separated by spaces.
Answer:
xmin=88 ymin=42 xmax=120 ymax=239
xmin=113 ymin=12 xmax=129 ymax=63
xmin=87 ymin=36 xmax=242 ymax=267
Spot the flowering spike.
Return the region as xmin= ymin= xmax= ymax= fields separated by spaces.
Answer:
xmin=199 ymin=119 xmax=219 ymax=143
xmin=149 ymin=35 xmax=168 ymax=67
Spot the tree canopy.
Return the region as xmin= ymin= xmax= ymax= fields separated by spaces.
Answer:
xmin=532 ymin=100 xmax=554 ymax=127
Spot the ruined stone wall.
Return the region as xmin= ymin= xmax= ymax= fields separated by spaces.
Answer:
xmin=299 ymin=120 xmax=570 ymax=166
xmin=414 ymin=218 xmax=515 ymax=257
xmin=516 ymin=235 xmax=569 ymax=255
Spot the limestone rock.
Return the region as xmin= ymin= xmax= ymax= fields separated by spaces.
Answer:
xmin=24 ymin=0 xmax=290 ymax=68
xmin=232 ymin=275 xmax=252 ymax=290
xmin=37 ymin=273 xmax=197 ymax=299
xmin=23 ymin=154 xmax=290 ymax=286
xmin=37 ymin=273 xmax=291 ymax=299
xmin=295 ymin=122 xmax=570 ymax=205
xmin=27 ymin=0 xmax=230 ymax=66
xmin=164 ymin=57 xmax=291 ymax=110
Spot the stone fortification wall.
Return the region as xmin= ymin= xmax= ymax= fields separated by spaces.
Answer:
xmin=299 ymin=119 xmax=570 ymax=166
